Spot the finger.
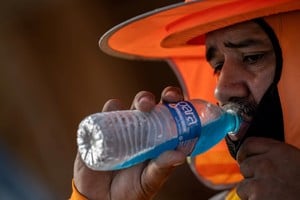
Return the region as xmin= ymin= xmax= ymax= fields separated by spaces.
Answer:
xmin=236 ymin=178 xmax=262 ymax=200
xmin=239 ymin=156 xmax=256 ymax=178
xmin=240 ymin=154 xmax=273 ymax=178
xmin=240 ymin=154 xmax=278 ymax=180
xmin=161 ymin=86 xmax=184 ymax=103
xmin=236 ymin=178 xmax=252 ymax=200
xmin=73 ymin=152 xmax=112 ymax=199
xmin=141 ymin=150 xmax=186 ymax=196
xmin=102 ymin=99 xmax=125 ymax=112
xmin=237 ymin=137 xmax=274 ymax=164
xmin=130 ymin=91 xmax=156 ymax=112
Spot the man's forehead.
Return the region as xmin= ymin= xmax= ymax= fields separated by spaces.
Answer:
xmin=205 ymin=21 xmax=272 ymax=61
xmin=205 ymin=21 xmax=270 ymax=47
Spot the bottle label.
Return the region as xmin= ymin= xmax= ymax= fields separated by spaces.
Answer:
xmin=164 ymin=101 xmax=201 ymax=155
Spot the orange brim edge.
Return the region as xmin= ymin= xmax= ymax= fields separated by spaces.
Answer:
xmin=99 ymin=0 xmax=299 ymax=60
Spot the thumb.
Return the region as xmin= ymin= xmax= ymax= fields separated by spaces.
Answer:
xmin=141 ymin=150 xmax=186 ymax=197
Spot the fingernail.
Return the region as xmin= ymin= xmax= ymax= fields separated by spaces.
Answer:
xmin=138 ymin=95 xmax=152 ymax=104
xmin=165 ymin=90 xmax=180 ymax=99
xmin=172 ymin=161 xmax=185 ymax=167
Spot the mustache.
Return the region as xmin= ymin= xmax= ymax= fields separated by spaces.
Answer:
xmin=220 ymin=97 xmax=258 ymax=119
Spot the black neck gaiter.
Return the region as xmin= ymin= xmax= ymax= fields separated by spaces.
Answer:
xmin=225 ymin=19 xmax=284 ymax=159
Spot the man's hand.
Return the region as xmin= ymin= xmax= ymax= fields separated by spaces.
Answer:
xmin=236 ymin=137 xmax=300 ymax=200
xmin=73 ymin=86 xmax=186 ymax=200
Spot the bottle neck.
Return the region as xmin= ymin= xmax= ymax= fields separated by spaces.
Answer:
xmin=189 ymin=111 xmax=242 ymax=156
xmin=225 ymin=111 xmax=242 ymax=135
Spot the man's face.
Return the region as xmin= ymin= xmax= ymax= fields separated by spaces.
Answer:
xmin=205 ymin=21 xmax=276 ymax=140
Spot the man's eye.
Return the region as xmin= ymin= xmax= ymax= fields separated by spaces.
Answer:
xmin=213 ymin=62 xmax=223 ymax=75
xmin=243 ymin=54 xmax=264 ymax=64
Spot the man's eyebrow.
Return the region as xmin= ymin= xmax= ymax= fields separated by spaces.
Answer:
xmin=206 ymin=38 xmax=266 ymax=62
xmin=224 ymin=38 xmax=265 ymax=49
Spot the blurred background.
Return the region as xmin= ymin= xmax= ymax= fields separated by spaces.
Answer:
xmin=0 ymin=0 xmax=218 ymax=199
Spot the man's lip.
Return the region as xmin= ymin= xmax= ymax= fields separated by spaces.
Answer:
xmin=228 ymin=121 xmax=250 ymax=141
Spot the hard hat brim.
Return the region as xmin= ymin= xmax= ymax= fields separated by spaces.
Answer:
xmin=99 ymin=0 xmax=299 ymax=60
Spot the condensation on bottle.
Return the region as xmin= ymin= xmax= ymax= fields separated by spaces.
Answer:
xmin=77 ymin=99 xmax=241 ymax=171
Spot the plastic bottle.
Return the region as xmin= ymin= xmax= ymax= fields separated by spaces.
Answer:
xmin=77 ymin=99 xmax=241 ymax=171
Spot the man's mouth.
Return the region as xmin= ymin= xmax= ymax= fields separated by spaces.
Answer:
xmin=220 ymin=100 xmax=256 ymax=141
xmin=227 ymin=120 xmax=250 ymax=141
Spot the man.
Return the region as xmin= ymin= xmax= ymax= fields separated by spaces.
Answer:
xmin=71 ymin=0 xmax=300 ymax=199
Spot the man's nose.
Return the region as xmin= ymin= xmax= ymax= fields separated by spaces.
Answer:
xmin=214 ymin=60 xmax=249 ymax=103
